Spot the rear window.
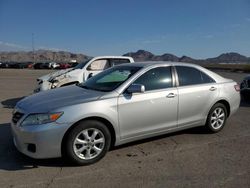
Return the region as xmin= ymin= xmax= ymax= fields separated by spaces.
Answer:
xmin=110 ymin=59 xmax=130 ymax=66
xmin=176 ymin=66 xmax=215 ymax=86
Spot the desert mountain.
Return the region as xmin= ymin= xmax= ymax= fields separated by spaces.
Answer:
xmin=0 ymin=50 xmax=90 ymax=63
xmin=0 ymin=49 xmax=249 ymax=64
xmin=123 ymin=50 xmax=250 ymax=64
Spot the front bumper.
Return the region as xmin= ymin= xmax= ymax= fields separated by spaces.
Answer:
xmin=11 ymin=120 xmax=70 ymax=159
xmin=34 ymin=80 xmax=52 ymax=93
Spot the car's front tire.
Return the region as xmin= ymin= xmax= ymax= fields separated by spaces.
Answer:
xmin=206 ymin=103 xmax=227 ymax=133
xmin=63 ymin=120 xmax=111 ymax=165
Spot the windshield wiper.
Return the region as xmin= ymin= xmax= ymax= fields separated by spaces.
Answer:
xmin=77 ymin=84 xmax=91 ymax=90
xmin=77 ymin=84 xmax=110 ymax=92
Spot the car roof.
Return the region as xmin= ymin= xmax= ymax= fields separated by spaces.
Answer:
xmin=119 ymin=61 xmax=199 ymax=68
xmin=92 ymin=56 xmax=133 ymax=59
xmin=117 ymin=61 xmax=227 ymax=83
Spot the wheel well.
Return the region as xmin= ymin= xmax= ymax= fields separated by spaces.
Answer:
xmin=61 ymin=117 xmax=116 ymax=154
xmin=216 ymin=100 xmax=230 ymax=117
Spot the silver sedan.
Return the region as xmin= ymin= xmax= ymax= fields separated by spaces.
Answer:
xmin=11 ymin=62 xmax=240 ymax=165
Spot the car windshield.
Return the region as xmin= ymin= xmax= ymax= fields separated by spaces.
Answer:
xmin=74 ymin=58 xmax=92 ymax=69
xmin=78 ymin=66 xmax=141 ymax=92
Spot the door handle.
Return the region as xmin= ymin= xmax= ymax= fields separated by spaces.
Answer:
xmin=167 ymin=93 xmax=177 ymax=98
xmin=209 ymin=86 xmax=217 ymax=91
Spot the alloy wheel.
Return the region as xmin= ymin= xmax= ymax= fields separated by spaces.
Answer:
xmin=73 ymin=128 xmax=105 ymax=160
xmin=210 ymin=107 xmax=225 ymax=130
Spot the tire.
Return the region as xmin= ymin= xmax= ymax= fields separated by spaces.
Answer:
xmin=205 ymin=103 xmax=228 ymax=133
xmin=241 ymin=93 xmax=250 ymax=102
xmin=63 ymin=120 xmax=111 ymax=165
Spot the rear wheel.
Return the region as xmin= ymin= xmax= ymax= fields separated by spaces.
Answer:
xmin=63 ymin=120 xmax=111 ymax=165
xmin=206 ymin=103 xmax=227 ymax=133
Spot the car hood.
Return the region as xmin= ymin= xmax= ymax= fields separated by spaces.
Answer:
xmin=38 ymin=68 xmax=74 ymax=81
xmin=17 ymin=85 xmax=104 ymax=113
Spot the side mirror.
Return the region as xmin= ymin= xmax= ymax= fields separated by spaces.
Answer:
xmin=127 ymin=84 xmax=145 ymax=94
xmin=87 ymin=73 xmax=93 ymax=79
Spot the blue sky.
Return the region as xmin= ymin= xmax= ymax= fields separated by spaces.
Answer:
xmin=0 ymin=0 xmax=250 ymax=58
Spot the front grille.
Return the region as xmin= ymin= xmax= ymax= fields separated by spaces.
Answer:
xmin=12 ymin=112 xmax=24 ymax=124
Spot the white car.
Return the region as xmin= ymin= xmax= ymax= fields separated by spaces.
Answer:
xmin=50 ymin=62 xmax=60 ymax=69
xmin=34 ymin=56 xmax=134 ymax=93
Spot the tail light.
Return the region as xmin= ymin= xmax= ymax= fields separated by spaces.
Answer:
xmin=234 ymin=84 xmax=240 ymax=92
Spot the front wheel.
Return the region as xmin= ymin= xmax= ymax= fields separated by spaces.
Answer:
xmin=206 ymin=103 xmax=227 ymax=133
xmin=63 ymin=120 xmax=111 ymax=165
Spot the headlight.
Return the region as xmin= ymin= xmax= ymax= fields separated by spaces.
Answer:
xmin=50 ymin=79 xmax=59 ymax=89
xmin=21 ymin=112 xmax=63 ymax=126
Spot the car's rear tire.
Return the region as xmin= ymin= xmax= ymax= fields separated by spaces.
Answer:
xmin=206 ymin=103 xmax=227 ymax=133
xmin=63 ymin=120 xmax=111 ymax=165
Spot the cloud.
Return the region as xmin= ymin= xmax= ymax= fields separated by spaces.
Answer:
xmin=0 ymin=41 xmax=29 ymax=51
xmin=246 ymin=17 xmax=250 ymax=22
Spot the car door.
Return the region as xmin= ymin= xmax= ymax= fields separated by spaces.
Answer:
xmin=118 ymin=66 xmax=178 ymax=140
xmin=175 ymin=66 xmax=219 ymax=127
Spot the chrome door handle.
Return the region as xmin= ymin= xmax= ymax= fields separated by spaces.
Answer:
xmin=167 ymin=93 xmax=177 ymax=98
xmin=209 ymin=86 xmax=217 ymax=91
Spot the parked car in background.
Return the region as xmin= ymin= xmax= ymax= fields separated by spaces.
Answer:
xmin=51 ymin=62 xmax=60 ymax=69
xmin=33 ymin=63 xmax=45 ymax=69
xmin=0 ymin=62 xmax=30 ymax=68
xmin=4 ymin=62 xmax=32 ymax=69
xmin=59 ymin=63 xmax=72 ymax=69
xmin=40 ymin=62 xmax=51 ymax=69
xmin=34 ymin=56 xmax=134 ymax=93
xmin=0 ymin=62 xmax=10 ymax=68
xmin=33 ymin=62 xmax=60 ymax=69
xmin=28 ymin=63 xmax=34 ymax=69
xmin=12 ymin=62 xmax=240 ymax=165
xmin=240 ymin=75 xmax=250 ymax=101
xmin=40 ymin=62 xmax=60 ymax=69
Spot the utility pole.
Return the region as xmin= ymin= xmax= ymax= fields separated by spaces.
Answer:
xmin=32 ymin=33 xmax=35 ymax=64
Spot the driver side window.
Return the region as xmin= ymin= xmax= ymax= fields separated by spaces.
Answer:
xmin=87 ymin=59 xmax=110 ymax=71
xmin=133 ymin=66 xmax=173 ymax=91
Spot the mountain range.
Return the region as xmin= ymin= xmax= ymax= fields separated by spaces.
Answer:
xmin=123 ymin=50 xmax=250 ymax=64
xmin=0 ymin=50 xmax=90 ymax=63
xmin=0 ymin=49 xmax=250 ymax=64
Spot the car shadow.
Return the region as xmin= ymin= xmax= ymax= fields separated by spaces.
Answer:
xmin=0 ymin=122 xmax=208 ymax=171
xmin=1 ymin=97 xmax=25 ymax=109
xmin=0 ymin=123 xmax=67 ymax=171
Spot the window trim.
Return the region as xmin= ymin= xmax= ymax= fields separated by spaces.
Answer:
xmin=174 ymin=65 xmax=216 ymax=87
